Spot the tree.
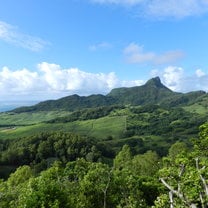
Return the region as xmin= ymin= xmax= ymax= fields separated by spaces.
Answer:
xmin=0 ymin=166 xmax=33 ymax=208
xmin=15 ymin=162 xmax=69 ymax=208
xmin=131 ymin=150 xmax=160 ymax=177
xmin=79 ymin=162 xmax=112 ymax=208
xmin=154 ymin=124 xmax=208 ymax=208
xmin=114 ymin=145 xmax=132 ymax=170
xmin=168 ymin=141 xmax=188 ymax=161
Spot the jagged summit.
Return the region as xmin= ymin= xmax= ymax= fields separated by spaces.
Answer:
xmin=108 ymin=76 xmax=172 ymax=97
xmin=146 ymin=76 xmax=161 ymax=84
xmin=144 ymin=77 xmax=171 ymax=90
xmin=106 ymin=76 xmax=175 ymax=106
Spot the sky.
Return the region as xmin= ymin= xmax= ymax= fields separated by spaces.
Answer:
xmin=1 ymin=0 xmax=208 ymax=101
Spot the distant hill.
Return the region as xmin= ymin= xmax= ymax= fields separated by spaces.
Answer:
xmin=12 ymin=94 xmax=116 ymax=113
xmin=107 ymin=76 xmax=175 ymax=105
xmin=12 ymin=77 xmax=207 ymax=113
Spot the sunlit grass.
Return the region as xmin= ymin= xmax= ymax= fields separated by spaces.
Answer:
xmin=0 ymin=116 xmax=126 ymax=140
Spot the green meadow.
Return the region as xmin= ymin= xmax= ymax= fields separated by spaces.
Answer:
xmin=0 ymin=115 xmax=126 ymax=140
xmin=0 ymin=111 xmax=71 ymax=125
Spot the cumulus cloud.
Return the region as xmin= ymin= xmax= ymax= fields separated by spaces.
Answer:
xmin=124 ymin=43 xmax=184 ymax=65
xmin=0 ymin=67 xmax=41 ymax=93
xmin=91 ymin=0 xmax=208 ymax=18
xmin=0 ymin=62 xmax=144 ymax=100
xmin=162 ymin=66 xmax=184 ymax=91
xmin=2 ymin=62 xmax=208 ymax=101
xmin=151 ymin=66 xmax=208 ymax=92
xmin=0 ymin=21 xmax=49 ymax=51
xmin=37 ymin=62 xmax=120 ymax=94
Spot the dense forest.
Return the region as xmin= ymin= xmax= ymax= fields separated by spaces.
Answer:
xmin=1 ymin=77 xmax=208 ymax=207
xmin=0 ymin=123 xmax=208 ymax=207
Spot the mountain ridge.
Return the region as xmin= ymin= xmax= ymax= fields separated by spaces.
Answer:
xmin=12 ymin=77 xmax=207 ymax=113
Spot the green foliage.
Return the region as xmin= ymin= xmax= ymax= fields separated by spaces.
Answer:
xmin=131 ymin=150 xmax=160 ymax=176
xmin=79 ymin=162 xmax=112 ymax=208
xmin=0 ymin=103 xmax=205 ymax=162
xmin=47 ymin=105 xmax=124 ymax=123
xmin=168 ymin=141 xmax=188 ymax=160
xmin=0 ymin=83 xmax=207 ymax=159
xmin=107 ymin=77 xmax=174 ymax=106
xmin=154 ymin=125 xmax=208 ymax=207
xmin=1 ymin=77 xmax=208 ymax=207
xmin=12 ymin=94 xmax=116 ymax=113
xmin=13 ymin=163 xmax=69 ymax=208
xmin=0 ymin=111 xmax=71 ymax=126
xmin=126 ymin=105 xmax=204 ymax=137
xmin=114 ymin=144 xmax=132 ymax=170
xmin=0 ymin=132 xmax=112 ymax=177
xmin=0 ymin=146 xmax=162 ymax=208
xmin=0 ymin=115 xmax=126 ymax=140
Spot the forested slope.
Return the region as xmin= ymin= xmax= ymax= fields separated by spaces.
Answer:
xmin=1 ymin=123 xmax=208 ymax=207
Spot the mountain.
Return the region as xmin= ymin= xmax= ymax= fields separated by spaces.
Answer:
xmin=12 ymin=77 xmax=207 ymax=113
xmin=12 ymin=94 xmax=116 ymax=113
xmin=107 ymin=76 xmax=175 ymax=105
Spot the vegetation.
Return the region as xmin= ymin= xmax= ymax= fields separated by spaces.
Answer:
xmin=0 ymin=123 xmax=208 ymax=207
xmin=0 ymin=111 xmax=71 ymax=126
xmin=0 ymin=77 xmax=208 ymax=207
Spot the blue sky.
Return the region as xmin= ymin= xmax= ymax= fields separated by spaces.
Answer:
xmin=1 ymin=0 xmax=208 ymax=101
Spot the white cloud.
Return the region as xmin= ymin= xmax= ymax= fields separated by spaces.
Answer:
xmin=0 ymin=21 xmax=49 ymax=51
xmin=0 ymin=62 xmax=143 ymax=100
xmin=162 ymin=66 xmax=184 ymax=91
xmin=151 ymin=66 xmax=208 ymax=92
xmin=2 ymin=62 xmax=208 ymax=101
xmin=124 ymin=43 xmax=184 ymax=65
xmin=196 ymin=69 xmax=206 ymax=77
xmin=89 ymin=42 xmax=112 ymax=51
xmin=0 ymin=67 xmax=40 ymax=92
xmin=38 ymin=62 xmax=119 ymax=93
xmin=91 ymin=0 xmax=208 ymax=18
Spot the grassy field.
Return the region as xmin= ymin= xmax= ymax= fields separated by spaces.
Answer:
xmin=0 ymin=111 xmax=71 ymax=125
xmin=0 ymin=115 xmax=126 ymax=140
xmin=183 ymin=96 xmax=208 ymax=115
xmin=183 ymin=104 xmax=208 ymax=115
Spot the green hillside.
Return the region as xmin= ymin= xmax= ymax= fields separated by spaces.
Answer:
xmin=0 ymin=115 xmax=126 ymax=140
xmin=0 ymin=111 xmax=71 ymax=126
xmin=11 ymin=77 xmax=207 ymax=113
xmin=12 ymin=94 xmax=116 ymax=113
xmin=0 ymin=103 xmax=206 ymax=156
